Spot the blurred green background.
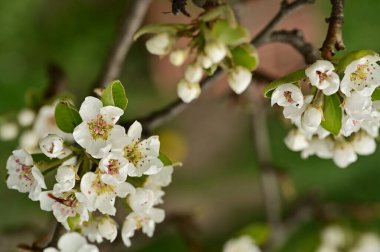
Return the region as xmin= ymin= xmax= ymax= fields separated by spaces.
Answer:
xmin=1 ymin=0 xmax=380 ymax=251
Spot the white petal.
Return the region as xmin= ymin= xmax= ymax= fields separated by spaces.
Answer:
xmin=32 ymin=166 xmax=46 ymax=189
xmin=79 ymin=97 xmax=103 ymax=122
xmin=127 ymin=121 xmax=142 ymax=140
xmin=100 ymin=106 xmax=124 ymax=124
xmin=116 ymin=182 xmax=135 ymax=198
xmin=284 ymin=129 xmax=309 ymax=151
xmin=271 ymin=83 xmax=303 ymax=108
xmin=184 ymin=64 xmax=203 ymax=83
xmin=177 ymin=79 xmax=201 ymax=103
xmin=333 ymin=142 xmax=357 ymax=168
xmin=58 ymin=232 xmax=87 ymax=252
xmin=228 ymin=67 xmax=252 ymax=94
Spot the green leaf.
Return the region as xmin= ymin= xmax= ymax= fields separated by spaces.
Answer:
xmin=32 ymin=153 xmax=58 ymax=163
xmin=210 ymin=20 xmax=250 ymax=46
xmin=159 ymin=152 xmax=172 ymax=166
xmin=336 ymin=49 xmax=377 ymax=73
xmin=372 ymin=88 xmax=380 ymax=101
xmin=55 ymin=99 xmax=82 ymax=133
xmin=231 ymin=44 xmax=258 ymax=71
xmin=101 ymin=80 xmax=128 ymax=110
xmin=133 ymin=24 xmax=187 ymax=40
xmin=321 ymin=94 xmax=342 ymax=135
xmin=263 ymin=69 xmax=306 ymax=98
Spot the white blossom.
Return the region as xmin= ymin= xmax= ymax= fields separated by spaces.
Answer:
xmin=80 ymin=171 xmax=135 ymax=215
xmin=351 ymin=131 xmax=376 ymax=155
xmin=223 ymin=235 xmax=261 ymax=252
xmin=184 ymin=64 xmax=203 ymax=83
xmin=350 ymin=233 xmax=380 ymax=252
xmin=198 ymin=53 xmax=213 ymax=69
xmin=301 ymin=137 xmax=334 ymax=159
xmin=169 ymin=49 xmax=188 ymax=66
xmin=53 ymin=165 xmax=77 ymax=193
xmin=344 ymin=91 xmax=372 ymax=120
xmin=43 ymin=232 xmax=98 ymax=252
xmin=177 ymin=79 xmax=201 ymax=103
xmin=0 ymin=122 xmax=18 ymax=140
xmin=145 ymin=33 xmax=173 ymax=56
xmin=333 ymin=141 xmax=357 ymax=168
xmin=228 ymin=66 xmax=252 ymax=94
xmin=111 ymin=121 xmax=163 ymax=177
xmin=271 ymin=83 xmax=304 ymax=108
xmin=20 ymin=130 xmax=39 ymax=153
xmin=305 ymin=60 xmax=340 ymax=95
xmin=73 ymin=96 xmax=125 ymax=159
xmin=341 ymin=55 xmax=380 ymax=97
xmin=98 ymin=216 xmax=118 ymax=242
xmin=34 ymin=102 xmax=73 ymax=141
xmin=98 ymin=152 xmax=130 ymax=185
xmin=39 ymin=190 xmax=89 ymax=230
xmin=83 ymin=216 xmax=118 ymax=243
xmin=121 ymin=209 xmax=165 ymax=247
xmin=284 ymin=129 xmax=309 ymax=151
xmin=6 ymin=149 xmax=46 ymax=201
xmin=301 ymin=105 xmax=323 ymax=134
xmin=18 ymin=108 xmax=35 ymax=127
xmin=145 ymin=165 xmax=174 ymax=189
xmin=39 ymin=134 xmax=65 ymax=159
xmin=204 ymin=41 xmax=227 ymax=64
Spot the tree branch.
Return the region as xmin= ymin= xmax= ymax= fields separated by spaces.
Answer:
xmin=267 ymin=29 xmax=319 ymax=64
xmin=93 ymin=0 xmax=152 ymax=90
xmin=320 ymin=0 xmax=345 ymax=60
xmin=127 ymin=0 xmax=315 ymax=131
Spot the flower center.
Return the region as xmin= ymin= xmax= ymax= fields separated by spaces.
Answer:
xmin=15 ymin=159 xmax=33 ymax=181
xmin=106 ymin=159 xmax=120 ymax=175
xmin=316 ymin=70 xmax=329 ymax=82
xmin=87 ymin=114 xmax=113 ymax=140
xmin=351 ymin=63 xmax=369 ymax=82
xmin=124 ymin=142 xmax=143 ymax=165
xmin=92 ymin=174 xmax=115 ymax=194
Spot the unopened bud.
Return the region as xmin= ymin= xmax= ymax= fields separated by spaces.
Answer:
xmin=228 ymin=66 xmax=252 ymax=94
xmin=177 ymin=79 xmax=201 ymax=103
xmin=145 ymin=33 xmax=173 ymax=56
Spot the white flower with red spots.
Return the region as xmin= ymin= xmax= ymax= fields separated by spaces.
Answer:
xmin=121 ymin=208 xmax=165 ymax=247
xmin=43 ymin=232 xmax=98 ymax=252
xmin=111 ymin=121 xmax=163 ymax=177
xmin=39 ymin=190 xmax=89 ymax=230
xmin=271 ymin=83 xmax=304 ymax=108
xmin=73 ymin=96 xmax=126 ymax=159
xmin=98 ymin=153 xmax=130 ymax=185
xmin=80 ymin=171 xmax=135 ymax=215
xmin=305 ymin=60 xmax=340 ymax=95
xmin=6 ymin=149 xmax=46 ymax=201
xmin=341 ymin=55 xmax=380 ymax=97
xmin=39 ymin=134 xmax=65 ymax=159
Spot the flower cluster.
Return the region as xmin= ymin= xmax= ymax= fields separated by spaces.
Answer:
xmin=316 ymin=225 xmax=380 ymax=252
xmin=5 ymin=82 xmax=175 ymax=248
xmin=136 ymin=4 xmax=258 ymax=103
xmin=269 ymin=52 xmax=380 ymax=168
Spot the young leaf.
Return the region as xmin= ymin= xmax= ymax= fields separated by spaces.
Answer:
xmin=372 ymin=88 xmax=380 ymax=101
xmin=263 ymin=69 xmax=306 ymax=98
xmin=210 ymin=20 xmax=250 ymax=46
xmin=159 ymin=152 xmax=172 ymax=166
xmin=55 ymin=99 xmax=82 ymax=133
xmin=101 ymin=80 xmax=128 ymax=110
xmin=336 ymin=49 xmax=377 ymax=73
xmin=133 ymin=24 xmax=187 ymax=41
xmin=321 ymin=94 xmax=342 ymax=135
xmin=231 ymin=44 xmax=258 ymax=71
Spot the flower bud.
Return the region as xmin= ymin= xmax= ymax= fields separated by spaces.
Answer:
xmin=352 ymin=132 xmax=376 ymax=155
xmin=39 ymin=134 xmax=65 ymax=158
xmin=228 ymin=66 xmax=252 ymax=94
xmin=54 ymin=165 xmax=76 ymax=193
xmin=169 ymin=49 xmax=187 ymax=66
xmin=284 ymin=129 xmax=309 ymax=151
xmin=198 ymin=54 xmax=213 ymax=69
xmin=177 ymin=79 xmax=201 ymax=103
xmin=18 ymin=109 xmax=36 ymax=127
xmin=204 ymin=41 xmax=227 ymax=64
xmin=301 ymin=106 xmax=322 ymax=134
xmin=184 ymin=64 xmax=203 ymax=83
xmin=0 ymin=122 xmax=18 ymax=141
xmin=145 ymin=33 xmax=173 ymax=56
xmin=20 ymin=130 xmax=39 ymax=152
xmin=98 ymin=217 xmax=118 ymax=242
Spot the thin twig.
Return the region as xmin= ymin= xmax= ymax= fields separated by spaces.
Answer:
xmin=127 ymin=0 xmax=315 ymax=131
xmin=252 ymin=0 xmax=316 ymax=47
xmin=93 ymin=0 xmax=152 ymax=90
xmin=268 ymin=29 xmax=319 ymax=64
xmin=320 ymin=0 xmax=345 ymax=60
xmin=249 ymin=85 xmax=284 ymax=251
